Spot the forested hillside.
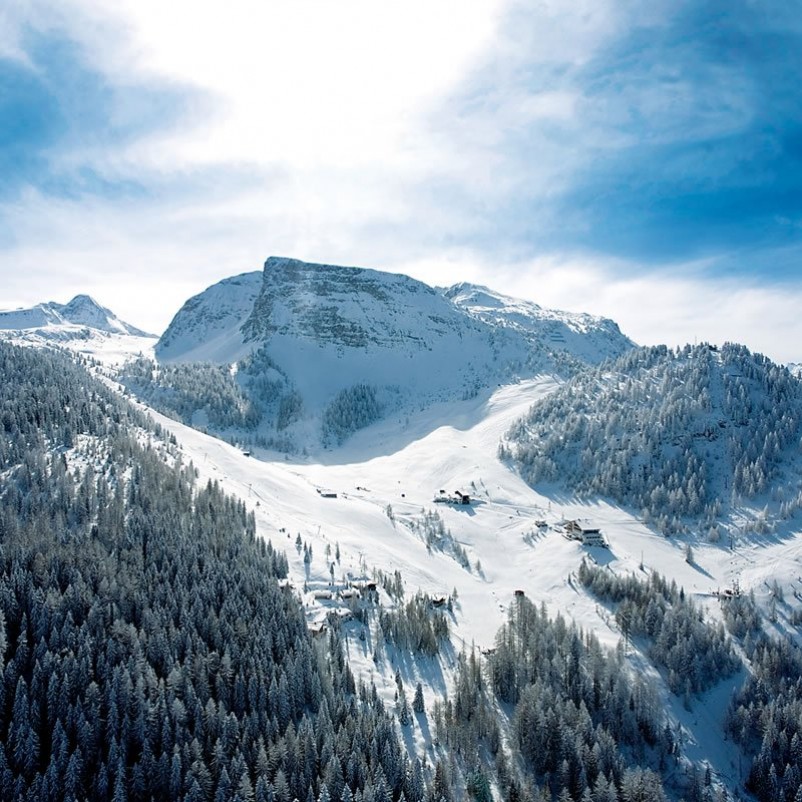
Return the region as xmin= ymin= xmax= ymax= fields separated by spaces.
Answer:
xmin=120 ymin=355 xmax=262 ymax=431
xmin=434 ymin=595 xmax=672 ymax=802
xmin=578 ymin=563 xmax=739 ymax=698
xmin=119 ymin=350 xmax=385 ymax=451
xmin=0 ymin=343 xmax=417 ymax=802
xmin=725 ymin=613 xmax=802 ymax=802
xmin=504 ymin=343 xmax=802 ymax=534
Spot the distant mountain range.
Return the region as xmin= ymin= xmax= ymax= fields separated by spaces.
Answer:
xmin=0 ymin=294 xmax=153 ymax=338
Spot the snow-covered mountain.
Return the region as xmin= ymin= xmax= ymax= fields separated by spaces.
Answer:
xmin=0 ymin=294 xmax=152 ymax=337
xmin=0 ymin=294 xmax=156 ymax=363
xmin=150 ymin=257 xmax=634 ymax=447
xmin=160 ymin=258 xmax=632 ymax=376
xmin=443 ymin=282 xmax=631 ymax=365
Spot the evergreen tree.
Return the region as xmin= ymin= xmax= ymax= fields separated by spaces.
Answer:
xmin=412 ymin=684 xmax=425 ymax=714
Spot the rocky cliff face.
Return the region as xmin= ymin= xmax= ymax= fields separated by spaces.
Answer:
xmin=238 ymin=257 xmax=489 ymax=350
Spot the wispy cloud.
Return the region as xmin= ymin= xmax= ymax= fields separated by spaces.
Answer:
xmin=0 ymin=13 xmax=205 ymax=205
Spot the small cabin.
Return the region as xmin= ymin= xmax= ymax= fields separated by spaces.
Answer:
xmin=431 ymin=595 xmax=448 ymax=608
xmin=317 ymin=488 xmax=338 ymax=498
xmin=327 ymin=609 xmax=354 ymax=623
xmin=434 ymin=489 xmax=471 ymax=505
xmin=308 ymin=622 xmax=327 ymax=638
xmin=565 ymin=520 xmax=604 ymax=543
xmin=349 ymin=578 xmax=378 ymax=593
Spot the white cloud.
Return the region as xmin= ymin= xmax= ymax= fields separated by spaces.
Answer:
xmin=43 ymin=0 xmax=505 ymax=174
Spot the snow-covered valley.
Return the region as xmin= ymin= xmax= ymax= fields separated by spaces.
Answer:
xmin=131 ymin=367 xmax=802 ymax=800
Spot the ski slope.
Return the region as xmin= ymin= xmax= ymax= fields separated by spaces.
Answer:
xmin=129 ymin=373 xmax=802 ymax=797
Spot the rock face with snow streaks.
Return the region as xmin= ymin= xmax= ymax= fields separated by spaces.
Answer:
xmin=157 ymin=257 xmax=634 ymax=411
xmin=444 ymin=282 xmax=631 ymax=365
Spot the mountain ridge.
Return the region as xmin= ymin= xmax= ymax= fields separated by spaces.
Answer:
xmin=443 ymin=280 xmax=631 ymax=365
xmin=0 ymin=293 xmax=154 ymax=338
xmin=149 ymin=256 xmax=635 ymax=449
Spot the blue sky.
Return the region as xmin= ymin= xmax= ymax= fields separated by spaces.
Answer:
xmin=1 ymin=0 xmax=801 ymax=360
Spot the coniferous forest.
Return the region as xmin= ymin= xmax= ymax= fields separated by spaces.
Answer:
xmin=0 ymin=343 xmax=416 ymax=802
xmin=434 ymin=595 xmax=672 ymax=802
xmin=504 ymin=343 xmax=802 ymax=535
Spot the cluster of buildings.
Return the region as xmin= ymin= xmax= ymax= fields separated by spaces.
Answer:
xmin=433 ymin=489 xmax=472 ymax=505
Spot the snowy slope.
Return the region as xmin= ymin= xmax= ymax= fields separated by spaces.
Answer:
xmin=0 ymin=295 xmax=156 ymax=364
xmin=156 ymin=271 xmax=263 ymax=363
xmin=121 ymin=371 xmax=788 ymax=800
